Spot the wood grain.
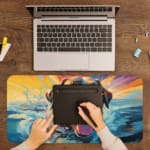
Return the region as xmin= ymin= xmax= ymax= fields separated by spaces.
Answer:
xmin=0 ymin=0 xmax=150 ymax=149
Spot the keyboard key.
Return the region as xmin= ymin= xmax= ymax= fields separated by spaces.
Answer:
xmin=92 ymin=33 xmax=95 ymax=37
xmin=37 ymin=28 xmax=41 ymax=32
xmin=49 ymin=38 xmax=53 ymax=42
xmin=81 ymin=43 xmax=84 ymax=47
xmin=90 ymin=43 xmax=94 ymax=47
xmin=107 ymin=38 xmax=112 ymax=42
xmin=53 ymin=48 xmax=58 ymax=51
xmin=72 ymin=33 xmax=76 ymax=37
xmin=62 ymin=43 xmax=65 ymax=47
xmin=52 ymin=28 xmax=55 ymax=32
xmin=37 ymin=48 xmax=43 ymax=51
xmin=37 ymin=38 xmax=44 ymax=42
xmin=97 ymin=38 xmax=103 ymax=42
xmin=43 ymin=48 xmax=48 ymax=51
xmin=63 ymin=33 xmax=67 ymax=37
xmin=103 ymin=43 xmax=106 ymax=47
xmin=37 ymin=43 xmax=46 ymax=47
xmin=94 ymin=28 xmax=99 ymax=32
xmin=107 ymin=43 xmax=112 ymax=47
xmin=57 ymin=43 xmax=60 ymax=47
xmin=53 ymin=33 xmax=57 ymax=37
xmin=78 ymin=38 xmax=82 ymax=42
xmin=56 ymin=28 xmax=60 ymax=32
xmin=108 ymin=33 xmax=112 ymax=37
xmin=85 ymin=28 xmax=89 ymax=32
xmin=74 ymin=28 xmax=79 ymax=32
xmin=86 ymin=43 xmax=89 ymax=47
xmin=66 ymin=43 xmax=70 ymax=47
xmin=71 ymin=43 xmax=75 ymax=47
xmin=107 ymin=48 xmax=112 ymax=51
xmin=87 ymin=33 xmax=90 ymax=37
xmin=100 ymin=38 xmax=106 ymax=42
xmin=64 ymin=38 xmax=67 ymax=42
xmin=96 ymin=33 xmax=100 ymax=37
xmin=76 ymin=43 xmax=80 ymax=47
xmin=91 ymin=48 xmax=97 ymax=51
xmin=69 ymin=38 xmax=72 ymax=42
xmin=42 ymin=28 xmax=46 ymax=32
xmin=37 ymin=33 xmax=42 ymax=37
xmin=77 ymin=33 xmax=81 ymax=37
xmin=101 ymin=33 xmax=106 ymax=37
xmin=88 ymin=38 xmax=92 ymax=42
xmin=98 ymin=48 xmax=103 ymax=51
xmin=82 ymin=33 xmax=86 ymax=37
xmin=86 ymin=48 xmax=90 ymax=51
xmin=73 ymin=38 xmax=77 ymax=42
xmin=59 ymin=38 xmax=63 ymax=42
xmin=102 ymin=48 xmax=107 ymax=51
xmin=93 ymin=38 xmax=96 ymax=42
xmin=47 ymin=43 xmax=51 ymax=47
xmin=67 ymin=33 xmax=71 ymax=37
xmin=83 ymin=38 xmax=87 ymax=42
xmin=59 ymin=48 xmax=80 ymax=52
xmin=54 ymin=38 xmax=58 ymax=42
xmin=45 ymin=38 xmax=49 ymax=42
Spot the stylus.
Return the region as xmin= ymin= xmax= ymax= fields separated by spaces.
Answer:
xmin=87 ymin=113 xmax=97 ymax=128
xmin=80 ymin=106 xmax=97 ymax=128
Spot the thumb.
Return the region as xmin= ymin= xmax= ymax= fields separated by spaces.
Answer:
xmin=47 ymin=125 xmax=58 ymax=138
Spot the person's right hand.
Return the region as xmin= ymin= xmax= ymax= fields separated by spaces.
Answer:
xmin=78 ymin=102 xmax=106 ymax=132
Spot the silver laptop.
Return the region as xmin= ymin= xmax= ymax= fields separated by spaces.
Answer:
xmin=26 ymin=5 xmax=120 ymax=71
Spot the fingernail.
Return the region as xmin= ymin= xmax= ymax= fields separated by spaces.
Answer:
xmin=78 ymin=106 xmax=81 ymax=111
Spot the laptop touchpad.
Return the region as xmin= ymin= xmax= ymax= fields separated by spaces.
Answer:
xmin=52 ymin=52 xmax=88 ymax=70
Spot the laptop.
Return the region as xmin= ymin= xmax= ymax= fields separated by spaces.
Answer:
xmin=26 ymin=5 xmax=120 ymax=71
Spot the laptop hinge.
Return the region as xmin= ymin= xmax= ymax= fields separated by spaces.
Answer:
xmin=41 ymin=16 xmax=108 ymax=21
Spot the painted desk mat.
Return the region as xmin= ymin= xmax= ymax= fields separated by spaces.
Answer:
xmin=7 ymin=75 xmax=143 ymax=144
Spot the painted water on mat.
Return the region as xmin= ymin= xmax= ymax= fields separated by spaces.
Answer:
xmin=7 ymin=75 xmax=143 ymax=144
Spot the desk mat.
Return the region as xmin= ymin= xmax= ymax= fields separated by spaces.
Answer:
xmin=7 ymin=75 xmax=143 ymax=144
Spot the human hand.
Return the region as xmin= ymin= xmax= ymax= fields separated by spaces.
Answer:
xmin=26 ymin=115 xmax=58 ymax=150
xmin=78 ymin=102 xmax=106 ymax=132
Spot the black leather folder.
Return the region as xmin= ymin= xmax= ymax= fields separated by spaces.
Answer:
xmin=52 ymin=84 xmax=103 ymax=125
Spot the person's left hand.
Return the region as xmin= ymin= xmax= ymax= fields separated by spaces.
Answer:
xmin=26 ymin=115 xmax=58 ymax=150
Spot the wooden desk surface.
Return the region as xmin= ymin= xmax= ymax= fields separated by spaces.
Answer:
xmin=0 ymin=0 xmax=150 ymax=149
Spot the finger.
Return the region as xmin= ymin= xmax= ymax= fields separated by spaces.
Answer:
xmin=33 ymin=118 xmax=42 ymax=127
xmin=43 ymin=115 xmax=54 ymax=129
xmin=47 ymin=125 xmax=58 ymax=138
xmin=80 ymin=102 xmax=95 ymax=107
xmin=80 ymin=102 xmax=96 ymax=111
xmin=78 ymin=107 xmax=95 ymax=129
xmin=38 ymin=119 xmax=47 ymax=128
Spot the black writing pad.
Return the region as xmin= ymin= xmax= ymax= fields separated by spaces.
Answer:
xmin=52 ymin=85 xmax=103 ymax=125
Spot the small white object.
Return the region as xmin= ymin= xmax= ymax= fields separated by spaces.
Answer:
xmin=144 ymin=31 xmax=149 ymax=37
xmin=135 ymin=37 xmax=138 ymax=43
xmin=0 ymin=43 xmax=11 ymax=61
xmin=148 ymin=50 xmax=150 ymax=60
xmin=133 ymin=48 xmax=142 ymax=58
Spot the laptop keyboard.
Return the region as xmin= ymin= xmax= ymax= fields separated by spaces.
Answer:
xmin=37 ymin=24 xmax=112 ymax=52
